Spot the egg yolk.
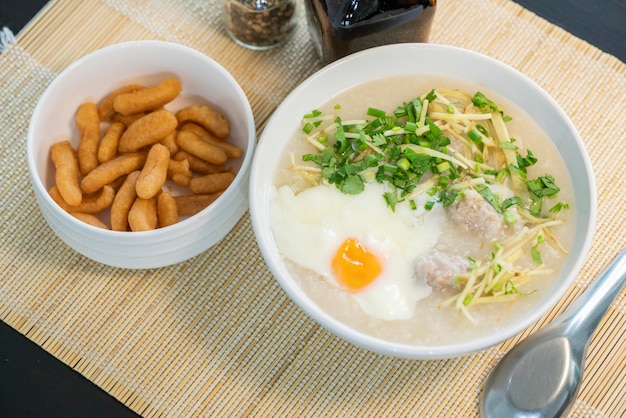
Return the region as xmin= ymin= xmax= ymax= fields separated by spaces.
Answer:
xmin=331 ymin=238 xmax=382 ymax=291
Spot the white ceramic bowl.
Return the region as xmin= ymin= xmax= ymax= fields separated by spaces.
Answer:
xmin=249 ymin=44 xmax=596 ymax=359
xmin=27 ymin=41 xmax=255 ymax=269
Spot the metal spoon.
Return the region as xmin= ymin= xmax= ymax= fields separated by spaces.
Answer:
xmin=480 ymin=248 xmax=626 ymax=418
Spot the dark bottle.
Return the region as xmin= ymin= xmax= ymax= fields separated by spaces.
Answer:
xmin=305 ymin=0 xmax=436 ymax=64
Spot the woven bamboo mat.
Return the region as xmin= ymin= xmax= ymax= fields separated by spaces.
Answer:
xmin=1 ymin=0 xmax=624 ymax=416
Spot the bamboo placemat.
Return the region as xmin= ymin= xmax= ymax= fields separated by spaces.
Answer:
xmin=1 ymin=0 xmax=624 ymax=416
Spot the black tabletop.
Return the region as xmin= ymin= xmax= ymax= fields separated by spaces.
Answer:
xmin=1 ymin=1 xmax=625 ymax=417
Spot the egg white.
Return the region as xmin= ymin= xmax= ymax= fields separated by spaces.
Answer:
xmin=270 ymin=182 xmax=445 ymax=320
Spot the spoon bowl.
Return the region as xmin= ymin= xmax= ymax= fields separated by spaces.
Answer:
xmin=481 ymin=248 xmax=626 ymax=417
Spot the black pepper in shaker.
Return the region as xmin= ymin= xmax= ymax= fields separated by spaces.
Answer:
xmin=223 ymin=0 xmax=298 ymax=50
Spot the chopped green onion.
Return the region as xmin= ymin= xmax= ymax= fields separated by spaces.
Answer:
xmin=436 ymin=161 xmax=451 ymax=173
xmin=468 ymin=128 xmax=482 ymax=145
xmin=495 ymin=167 xmax=509 ymax=182
xmin=397 ymin=157 xmax=411 ymax=171
xmin=500 ymin=142 xmax=518 ymax=150
xmin=304 ymin=109 xmax=322 ymax=119
xmin=412 ymin=99 xmax=423 ymax=121
xmin=476 ymin=124 xmax=489 ymax=136
xmin=404 ymin=121 xmax=417 ymax=133
xmin=503 ymin=210 xmax=517 ymax=225
xmin=394 ymin=106 xmax=407 ymax=118
xmin=367 ymin=107 xmax=386 ymax=118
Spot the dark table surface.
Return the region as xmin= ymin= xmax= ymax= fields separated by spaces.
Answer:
xmin=1 ymin=1 xmax=625 ymax=417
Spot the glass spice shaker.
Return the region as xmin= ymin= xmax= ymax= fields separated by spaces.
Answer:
xmin=305 ymin=0 xmax=437 ymax=64
xmin=223 ymin=0 xmax=298 ymax=50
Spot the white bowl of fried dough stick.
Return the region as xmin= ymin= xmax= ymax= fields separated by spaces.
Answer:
xmin=27 ymin=41 xmax=255 ymax=269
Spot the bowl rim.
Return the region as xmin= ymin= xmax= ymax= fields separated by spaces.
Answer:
xmin=249 ymin=43 xmax=597 ymax=358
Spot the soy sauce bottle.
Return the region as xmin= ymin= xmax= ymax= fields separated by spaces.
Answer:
xmin=305 ymin=0 xmax=436 ymax=64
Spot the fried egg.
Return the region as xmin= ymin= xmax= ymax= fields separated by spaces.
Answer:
xmin=270 ymin=182 xmax=445 ymax=320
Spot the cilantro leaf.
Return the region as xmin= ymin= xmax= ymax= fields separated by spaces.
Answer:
xmin=341 ymin=175 xmax=364 ymax=194
xmin=474 ymin=183 xmax=502 ymax=213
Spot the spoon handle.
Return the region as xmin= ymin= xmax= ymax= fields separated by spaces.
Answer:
xmin=557 ymin=248 xmax=626 ymax=343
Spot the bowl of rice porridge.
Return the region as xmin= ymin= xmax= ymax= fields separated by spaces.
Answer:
xmin=248 ymin=44 xmax=596 ymax=359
